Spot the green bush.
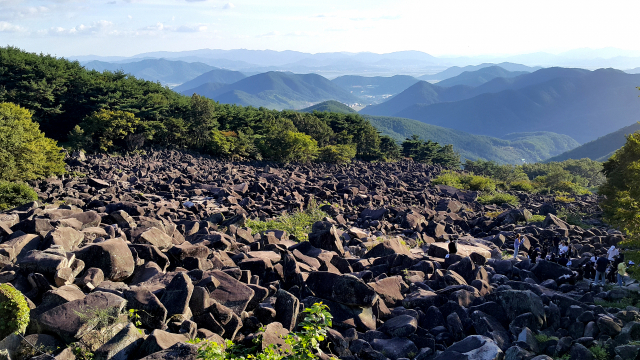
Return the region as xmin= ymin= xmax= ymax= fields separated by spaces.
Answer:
xmin=317 ymin=144 xmax=357 ymax=164
xmin=0 ymin=102 xmax=65 ymax=181
xmin=510 ymin=180 xmax=535 ymax=192
xmin=0 ymin=181 xmax=38 ymax=210
xmin=589 ymin=345 xmax=609 ymax=360
xmin=0 ymin=284 xmax=30 ymax=339
xmin=432 ymin=171 xmax=463 ymax=188
xmin=477 ymin=193 xmax=520 ymax=206
xmin=528 ymin=215 xmax=546 ymax=223
xmin=190 ymin=302 xmax=333 ymax=360
xmin=465 ymin=175 xmax=496 ymax=192
xmin=245 ymin=200 xmax=328 ymax=241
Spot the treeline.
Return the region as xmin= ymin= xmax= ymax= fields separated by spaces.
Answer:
xmin=0 ymin=46 xmax=459 ymax=166
xmin=461 ymin=158 xmax=604 ymax=194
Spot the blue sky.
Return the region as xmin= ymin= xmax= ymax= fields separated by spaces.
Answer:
xmin=1 ymin=0 xmax=639 ymax=57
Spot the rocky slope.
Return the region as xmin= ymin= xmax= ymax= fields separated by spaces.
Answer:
xmin=0 ymin=150 xmax=635 ymax=360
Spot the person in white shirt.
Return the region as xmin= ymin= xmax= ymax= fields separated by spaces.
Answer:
xmin=559 ymin=241 xmax=569 ymax=256
xmin=607 ymin=246 xmax=619 ymax=261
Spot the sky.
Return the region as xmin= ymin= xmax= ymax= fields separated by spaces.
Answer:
xmin=1 ymin=0 xmax=640 ymax=58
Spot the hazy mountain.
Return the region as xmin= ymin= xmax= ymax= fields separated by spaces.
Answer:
xmin=358 ymin=81 xmax=475 ymax=117
xmin=184 ymin=71 xmax=360 ymax=110
xmin=547 ymin=122 xmax=640 ymax=162
xmin=419 ymin=62 xmax=541 ymax=81
xmin=626 ymin=67 xmax=640 ymax=74
xmin=330 ymin=75 xmax=420 ymax=98
xmin=300 ymin=100 xmax=356 ymax=114
xmin=394 ymin=68 xmax=640 ymax=143
xmin=179 ymin=82 xmax=228 ymax=97
xmin=436 ymin=66 xmax=529 ymax=87
xmin=364 ymin=115 xmax=579 ymax=164
xmin=173 ymin=69 xmax=246 ymax=93
xmin=83 ymin=59 xmax=215 ymax=86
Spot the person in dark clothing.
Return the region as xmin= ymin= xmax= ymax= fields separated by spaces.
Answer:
xmin=557 ymin=254 xmax=569 ymax=267
xmin=552 ymin=237 xmax=561 ymax=256
xmin=595 ymin=255 xmax=610 ymax=285
xmin=530 ymin=247 xmax=540 ymax=264
xmin=448 ymin=240 xmax=458 ymax=255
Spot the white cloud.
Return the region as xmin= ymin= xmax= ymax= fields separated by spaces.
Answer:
xmin=222 ymin=2 xmax=234 ymax=9
xmin=44 ymin=20 xmax=113 ymax=35
xmin=0 ymin=21 xmax=26 ymax=32
xmin=176 ymin=24 xmax=207 ymax=32
xmin=257 ymin=30 xmax=280 ymax=38
xmin=140 ymin=22 xmax=207 ymax=33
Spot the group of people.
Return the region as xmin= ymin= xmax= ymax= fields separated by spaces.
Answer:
xmin=510 ymin=234 xmax=632 ymax=287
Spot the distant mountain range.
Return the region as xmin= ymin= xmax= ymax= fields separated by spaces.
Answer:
xmin=362 ymin=67 xmax=640 ymax=144
xmin=330 ymin=75 xmax=420 ymax=97
xmin=83 ymin=59 xmax=215 ymax=86
xmin=419 ymin=62 xmax=541 ymax=81
xmin=173 ymin=69 xmax=247 ymax=93
xmin=435 ymin=66 xmax=529 ymax=87
xmin=365 ymin=115 xmax=579 ymax=164
xmin=547 ymin=122 xmax=640 ymax=162
xmin=179 ymin=71 xmax=359 ymax=110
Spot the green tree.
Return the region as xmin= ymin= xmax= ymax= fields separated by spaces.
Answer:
xmin=188 ymin=94 xmax=218 ymax=149
xmin=317 ymin=144 xmax=357 ymax=164
xmin=78 ymin=109 xmax=141 ymax=152
xmin=600 ymin=132 xmax=640 ymax=237
xmin=0 ymin=102 xmax=65 ymax=181
xmin=379 ymin=135 xmax=401 ymax=161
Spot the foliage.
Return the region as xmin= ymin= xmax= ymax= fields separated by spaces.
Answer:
xmin=485 ymin=211 xmax=503 ymax=218
xmin=0 ymin=102 xmax=65 ymax=181
xmin=245 ymin=200 xmax=328 ymax=241
xmin=0 ymin=47 xmax=409 ymax=164
xmin=71 ymin=345 xmax=95 ymax=360
xmin=402 ymin=135 xmax=460 ymax=168
xmin=555 ymin=195 xmax=575 ymax=203
xmin=600 ymin=131 xmax=640 ymax=239
xmin=0 ymin=284 xmax=30 ymax=339
xmin=589 ymin=345 xmax=609 ymax=360
xmin=533 ymin=334 xmax=558 ymax=344
xmin=477 ymin=193 xmax=520 ymax=206
xmin=190 ymin=303 xmax=333 ymax=360
xmin=510 ymin=180 xmax=534 ymax=192
xmin=432 ymin=171 xmax=495 ymax=192
xmin=317 ymin=144 xmax=357 ymax=164
xmin=0 ymin=181 xmax=38 ymax=210
xmin=528 ymin=215 xmax=546 ymax=223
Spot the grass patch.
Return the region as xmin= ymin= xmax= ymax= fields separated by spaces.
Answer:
xmin=622 ymin=250 xmax=640 ymax=282
xmin=533 ymin=334 xmax=558 ymax=344
xmin=555 ymin=195 xmax=575 ymax=203
xmin=594 ymin=294 xmax=640 ymax=309
xmin=477 ymin=193 xmax=519 ymax=206
xmin=501 ymin=250 xmax=512 ymax=260
xmin=485 ymin=211 xmax=503 ymax=218
xmin=529 ymin=215 xmax=546 ymax=223
xmin=589 ymin=345 xmax=609 ymax=360
xmin=245 ymin=200 xmax=329 ymax=241
xmin=556 ymin=209 xmax=592 ymax=229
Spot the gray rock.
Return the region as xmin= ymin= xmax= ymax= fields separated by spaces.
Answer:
xmin=379 ymin=314 xmax=418 ymax=338
xmin=371 ymin=338 xmax=419 ymax=360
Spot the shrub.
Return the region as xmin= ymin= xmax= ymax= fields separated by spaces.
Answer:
xmin=465 ymin=175 xmax=496 ymax=192
xmin=190 ymin=302 xmax=333 ymax=360
xmin=510 ymin=180 xmax=535 ymax=192
xmin=477 ymin=193 xmax=519 ymax=206
xmin=555 ymin=195 xmax=575 ymax=203
xmin=589 ymin=345 xmax=609 ymax=360
xmin=317 ymin=144 xmax=357 ymax=164
xmin=245 ymin=200 xmax=328 ymax=241
xmin=432 ymin=171 xmax=463 ymax=188
xmin=528 ymin=215 xmax=546 ymax=223
xmin=0 ymin=102 xmax=65 ymax=181
xmin=0 ymin=284 xmax=30 ymax=339
xmin=0 ymin=181 xmax=38 ymax=210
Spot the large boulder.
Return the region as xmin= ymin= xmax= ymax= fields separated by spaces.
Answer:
xmin=308 ymin=224 xmax=345 ymax=256
xmin=75 ymin=238 xmax=135 ymax=281
xmin=485 ymin=290 xmax=545 ymax=328
xmin=36 ymin=291 xmax=127 ymax=343
xmin=531 ymin=260 xmax=574 ymax=281
xmin=433 ymin=335 xmax=503 ymax=360
xmin=306 ymin=272 xmax=378 ymax=307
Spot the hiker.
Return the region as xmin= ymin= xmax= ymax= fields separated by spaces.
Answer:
xmin=551 ymin=237 xmax=561 ymax=256
xmin=608 ymin=246 xmax=619 ymax=261
xmin=514 ymin=234 xmax=524 ymax=258
xmin=530 ymin=247 xmax=540 ymax=264
xmin=618 ymin=254 xmax=627 ymax=287
xmin=595 ymin=255 xmax=610 ymax=285
xmin=559 ymin=241 xmax=569 ymax=256
xmin=557 ymin=253 xmax=569 ymax=267
xmin=446 ymin=239 xmax=458 ymax=259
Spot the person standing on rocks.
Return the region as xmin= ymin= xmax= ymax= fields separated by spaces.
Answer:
xmin=552 ymin=236 xmax=561 ymax=256
xmin=607 ymin=245 xmax=619 ymax=261
xmin=617 ymin=254 xmax=627 ymax=287
xmin=595 ymin=254 xmax=610 ymax=285
xmin=514 ymin=233 xmax=524 ymax=259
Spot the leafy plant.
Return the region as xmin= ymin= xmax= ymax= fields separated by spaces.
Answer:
xmin=0 ymin=284 xmax=30 ymax=339
xmin=555 ymin=195 xmax=575 ymax=203
xmin=477 ymin=193 xmax=519 ymax=206
xmin=589 ymin=345 xmax=609 ymax=360
xmin=533 ymin=334 xmax=558 ymax=343
xmin=190 ymin=303 xmax=333 ymax=360
xmin=528 ymin=215 xmax=546 ymax=223
xmin=0 ymin=181 xmax=38 ymax=210
xmin=246 ymin=200 xmax=328 ymax=241
xmin=71 ymin=344 xmax=95 ymax=360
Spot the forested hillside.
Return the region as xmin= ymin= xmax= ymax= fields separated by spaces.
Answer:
xmin=0 ymin=47 xmax=457 ymax=165
xmin=83 ymin=58 xmax=215 ymax=86
xmin=548 ymin=122 xmax=640 ymax=162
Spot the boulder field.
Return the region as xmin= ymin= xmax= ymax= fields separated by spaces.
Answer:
xmin=0 ymin=150 xmax=635 ymax=360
